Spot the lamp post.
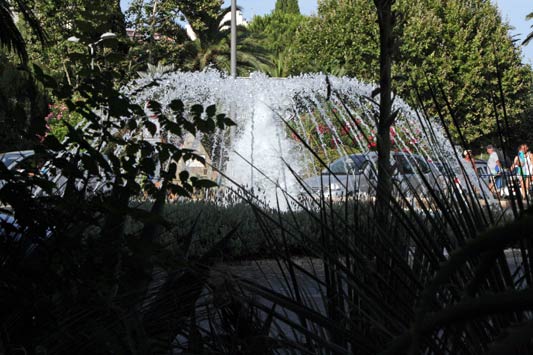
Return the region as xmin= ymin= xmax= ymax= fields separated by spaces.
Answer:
xmin=67 ymin=32 xmax=117 ymax=70
xmin=230 ymin=0 xmax=237 ymax=78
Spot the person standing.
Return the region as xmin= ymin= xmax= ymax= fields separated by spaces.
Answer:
xmin=459 ymin=149 xmax=479 ymax=194
xmin=511 ymin=144 xmax=531 ymax=198
xmin=524 ymin=144 xmax=533 ymax=194
xmin=486 ymin=145 xmax=502 ymax=196
xmin=462 ymin=149 xmax=477 ymax=172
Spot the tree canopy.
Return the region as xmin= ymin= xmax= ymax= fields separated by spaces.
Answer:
xmin=125 ymin=0 xmax=193 ymax=70
xmin=2 ymin=0 xmax=533 ymax=149
xmin=0 ymin=0 xmax=46 ymax=62
xmin=274 ymin=0 xmax=300 ymax=15
xmin=248 ymin=8 xmax=307 ymax=77
xmin=286 ymin=0 xmax=532 ymax=145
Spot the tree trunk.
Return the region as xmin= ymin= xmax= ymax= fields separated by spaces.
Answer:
xmin=374 ymin=0 xmax=395 ymax=226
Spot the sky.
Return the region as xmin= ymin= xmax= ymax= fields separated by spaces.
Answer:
xmin=493 ymin=0 xmax=533 ymax=64
xmin=121 ymin=0 xmax=533 ymax=64
xmin=221 ymin=0 xmax=317 ymax=17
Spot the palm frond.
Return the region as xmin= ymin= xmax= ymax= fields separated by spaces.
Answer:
xmin=524 ymin=10 xmax=533 ymax=45
xmin=0 ymin=2 xmax=27 ymax=61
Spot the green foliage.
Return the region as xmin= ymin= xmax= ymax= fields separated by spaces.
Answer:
xmin=1 ymin=1 xmax=135 ymax=153
xmin=0 ymin=0 xmax=46 ymax=62
xmin=5 ymin=2 xmax=533 ymax=353
xmin=288 ymin=0 xmax=379 ymax=78
xmin=0 ymin=51 xmax=48 ymax=150
xmin=126 ymin=201 xmax=325 ymax=259
xmin=44 ymin=99 xmax=84 ymax=141
xmin=185 ymin=6 xmax=271 ymax=75
xmin=0 ymin=26 xmax=236 ymax=352
xmin=125 ymin=0 xmax=269 ymax=75
xmin=22 ymin=0 xmax=128 ymax=83
xmin=248 ymin=10 xmax=308 ymax=77
xmin=288 ymin=0 xmax=532 ymax=145
xmin=176 ymin=0 xmax=225 ymax=39
xmin=125 ymin=0 xmax=195 ymax=70
xmin=274 ymin=0 xmax=300 ymax=15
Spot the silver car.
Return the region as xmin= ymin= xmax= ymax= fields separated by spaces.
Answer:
xmin=0 ymin=150 xmax=35 ymax=170
xmin=0 ymin=150 xmax=112 ymax=197
xmin=301 ymin=152 xmax=438 ymax=200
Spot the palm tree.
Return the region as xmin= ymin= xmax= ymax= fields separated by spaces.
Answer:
xmin=0 ymin=0 xmax=46 ymax=62
xmin=185 ymin=6 xmax=271 ymax=75
xmin=523 ymin=11 xmax=533 ymax=45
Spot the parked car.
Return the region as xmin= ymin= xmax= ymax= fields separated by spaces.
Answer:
xmin=0 ymin=150 xmax=35 ymax=170
xmin=0 ymin=150 xmax=54 ymax=194
xmin=301 ymin=152 xmax=439 ymax=201
xmin=0 ymin=150 xmax=113 ymax=197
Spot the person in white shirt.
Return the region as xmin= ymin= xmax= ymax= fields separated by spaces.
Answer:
xmin=486 ymin=145 xmax=502 ymax=196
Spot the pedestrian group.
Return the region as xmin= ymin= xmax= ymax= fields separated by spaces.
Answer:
xmin=464 ymin=144 xmax=533 ymax=198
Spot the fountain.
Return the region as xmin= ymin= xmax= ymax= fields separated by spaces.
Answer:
xmin=124 ymin=69 xmax=497 ymax=207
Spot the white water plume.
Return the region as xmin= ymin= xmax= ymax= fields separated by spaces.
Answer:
xmin=124 ymin=69 xmax=497 ymax=207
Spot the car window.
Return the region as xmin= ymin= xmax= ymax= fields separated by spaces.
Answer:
xmin=1 ymin=152 xmax=29 ymax=168
xmin=394 ymin=155 xmax=412 ymax=174
xmin=394 ymin=155 xmax=430 ymax=174
xmin=415 ymin=157 xmax=430 ymax=174
xmin=1 ymin=155 xmax=21 ymax=168
xmin=326 ymin=155 xmax=367 ymax=175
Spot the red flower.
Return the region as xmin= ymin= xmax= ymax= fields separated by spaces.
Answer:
xmin=291 ymin=132 xmax=300 ymax=142
xmin=341 ymin=124 xmax=350 ymax=136
xmin=36 ymin=133 xmax=47 ymax=142
xmin=318 ymin=125 xmax=329 ymax=134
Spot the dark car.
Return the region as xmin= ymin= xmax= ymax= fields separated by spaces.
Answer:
xmin=301 ymin=152 xmax=438 ymax=200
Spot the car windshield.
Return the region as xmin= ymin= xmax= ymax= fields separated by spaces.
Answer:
xmin=394 ymin=154 xmax=430 ymax=174
xmin=0 ymin=152 xmax=30 ymax=168
xmin=323 ymin=155 xmax=367 ymax=175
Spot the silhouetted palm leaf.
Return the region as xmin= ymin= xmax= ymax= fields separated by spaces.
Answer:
xmin=523 ymin=11 xmax=533 ymax=46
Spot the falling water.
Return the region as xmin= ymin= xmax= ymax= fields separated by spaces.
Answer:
xmin=124 ymin=69 xmax=497 ymax=207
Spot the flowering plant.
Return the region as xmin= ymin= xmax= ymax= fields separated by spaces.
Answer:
xmin=42 ymin=100 xmax=84 ymax=141
xmin=286 ymin=103 xmax=425 ymax=169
